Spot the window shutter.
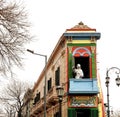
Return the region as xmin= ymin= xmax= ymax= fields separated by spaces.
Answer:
xmin=68 ymin=108 xmax=76 ymax=117
xmin=55 ymin=67 xmax=60 ymax=86
xmin=48 ymin=78 xmax=52 ymax=91
xmin=91 ymin=108 xmax=98 ymax=117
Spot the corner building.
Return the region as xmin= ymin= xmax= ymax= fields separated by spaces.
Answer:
xmin=30 ymin=22 xmax=105 ymax=117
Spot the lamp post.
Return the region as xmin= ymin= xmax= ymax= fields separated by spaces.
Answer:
xmin=27 ymin=49 xmax=47 ymax=117
xmin=105 ymin=67 xmax=120 ymax=117
xmin=56 ymin=86 xmax=64 ymax=117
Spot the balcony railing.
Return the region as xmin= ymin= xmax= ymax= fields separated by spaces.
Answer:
xmin=30 ymin=97 xmax=44 ymax=115
xmin=30 ymin=86 xmax=58 ymax=116
xmin=69 ymin=78 xmax=99 ymax=94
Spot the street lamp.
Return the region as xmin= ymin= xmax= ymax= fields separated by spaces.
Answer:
xmin=105 ymin=67 xmax=120 ymax=117
xmin=56 ymin=86 xmax=64 ymax=117
xmin=27 ymin=49 xmax=47 ymax=117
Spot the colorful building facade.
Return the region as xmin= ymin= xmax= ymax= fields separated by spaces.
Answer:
xmin=22 ymin=22 xmax=105 ymax=117
xmin=65 ymin=22 xmax=105 ymax=117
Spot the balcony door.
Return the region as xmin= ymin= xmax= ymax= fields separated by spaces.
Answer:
xmin=74 ymin=56 xmax=90 ymax=78
xmin=76 ymin=109 xmax=90 ymax=117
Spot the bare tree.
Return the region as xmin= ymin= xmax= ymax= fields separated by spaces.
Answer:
xmin=0 ymin=108 xmax=5 ymax=114
xmin=112 ymin=109 xmax=120 ymax=117
xmin=4 ymin=103 xmax=16 ymax=117
xmin=0 ymin=0 xmax=31 ymax=77
xmin=0 ymin=78 xmax=32 ymax=117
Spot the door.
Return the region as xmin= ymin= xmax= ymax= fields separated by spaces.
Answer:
xmin=76 ymin=109 xmax=90 ymax=117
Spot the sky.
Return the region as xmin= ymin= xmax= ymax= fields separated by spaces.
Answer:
xmin=1 ymin=0 xmax=120 ymax=111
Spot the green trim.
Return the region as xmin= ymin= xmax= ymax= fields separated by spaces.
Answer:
xmin=67 ymin=44 xmax=97 ymax=79
xmin=92 ymin=53 xmax=96 ymax=78
xmin=68 ymin=108 xmax=76 ymax=117
xmin=68 ymin=53 xmax=73 ymax=78
xmin=68 ymin=108 xmax=98 ymax=117
xmin=91 ymin=108 xmax=98 ymax=117
xmin=67 ymin=43 xmax=96 ymax=46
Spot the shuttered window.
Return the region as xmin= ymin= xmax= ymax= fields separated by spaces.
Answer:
xmin=48 ymin=78 xmax=52 ymax=91
xmin=55 ymin=67 xmax=60 ymax=86
xmin=33 ymin=92 xmax=40 ymax=105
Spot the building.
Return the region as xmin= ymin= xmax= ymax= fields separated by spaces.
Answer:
xmin=22 ymin=88 xmax=33 ymax=117
xmin=23 ymin=22 xmax=106 ymax=117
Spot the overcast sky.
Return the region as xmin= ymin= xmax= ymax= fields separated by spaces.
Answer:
xmin=1 ymin=0 xmax=120 ymax=111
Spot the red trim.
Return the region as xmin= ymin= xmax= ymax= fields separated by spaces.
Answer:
xmin=66 ymin=28 xmax=96 ymax=31
xmin=66 ymin=47 xmax=69 ymax=92
xmin=95 ymin=51 xmax=97 ymax=77
xmin=66 ymin=47 xmax=69 ymax=107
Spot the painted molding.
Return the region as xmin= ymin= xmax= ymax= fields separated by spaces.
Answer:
xmin=72 ymin=47 xmax=91 ymax=57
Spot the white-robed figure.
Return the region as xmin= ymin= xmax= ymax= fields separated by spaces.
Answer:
xmin=72 ymin=64 xmax=84 ymax=79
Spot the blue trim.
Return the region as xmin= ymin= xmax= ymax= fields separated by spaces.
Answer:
xmin=64 ymin=33 xmax=101 ymax=40
xmin=68 ymin=91 xmax=98 ymax=94
xmin=69 ymin=78 xmax=99 ymax=94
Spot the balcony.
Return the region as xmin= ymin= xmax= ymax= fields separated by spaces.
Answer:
xmin=69 ymin=78 xmax=99 ymax=94
xmin=30 ymin=86 xmax=58 ymax=116
xmin=30 ymin=98 xmax=44 ymax=116
xmin=46 ymin=86 xmax=58 ymax=105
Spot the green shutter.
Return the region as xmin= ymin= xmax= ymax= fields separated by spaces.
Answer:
xmin=68 ymin=53 xmax=73 ymax=78
xmin=91 ymin=108 xmax=98 ymax=117
xmin=91 ymin=53 xmax=96 ymax=78
xmin=68 ymin=108 xmax=76 ymax=117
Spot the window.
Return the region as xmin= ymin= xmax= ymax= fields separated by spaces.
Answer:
xmin=33 ymin=92 xmax=40 ymax=105
xmin=48 ymin=78 xmax=52 ymax=91
xmin=74 ymin=56 xmax=90 ymax=78
xmin=72 ymin=47 xmax=91 ymax=78
xmin=76 ymin=109 xmax=90 ymax=117
xmin=55 ymin=67 xmax=60 ymax=86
